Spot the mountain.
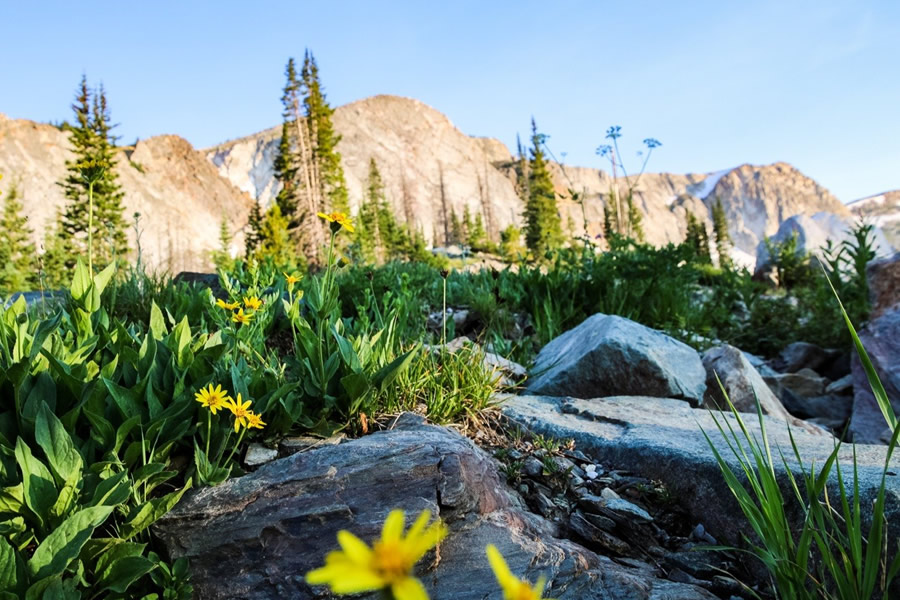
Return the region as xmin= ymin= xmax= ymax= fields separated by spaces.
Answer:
xmin=207 ymin=95 xmax=853 ymax=268
xmin=848 ymin=191 xmax=900 ymax=249
xmin=0 ymin=95 xmax=887 ymax=273
xmin=0 ymin=113 xmax=253 ymax=272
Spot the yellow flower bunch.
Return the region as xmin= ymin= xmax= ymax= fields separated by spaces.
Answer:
xmin=231 ymin=308 xmax=253 ymax=325
xmin=318 ymin=211 xmax=355 ymax=233
xmin=243 ymin=295 xmax=263 ymax=310
xmin=194 ymin=383 xmax=230 ymax=415
xmin=194 ymin=384 xmax=265 ymax=432
xmin=306 ymin=509 xmax=446 ymax=599
xmin=215 ymin=298 xmax=240 ymax=310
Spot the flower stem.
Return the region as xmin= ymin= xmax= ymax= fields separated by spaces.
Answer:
xmin=205 ymin=410 xmax=212 ymax=457
xmin=222 ymin=427 xmax=247 ymax=469
xmin=87 ymin=180 xmax=94 ymax=274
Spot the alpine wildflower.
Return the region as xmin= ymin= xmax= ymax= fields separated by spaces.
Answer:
xmin=232 ymin=308 xmax=253 ymax=325
xmin=305 ymin=509 xmax=447 ymax=599
xmin=283 ymin=272 xmax=302 ymax=288
xmin=486 ymin=544 xmax=552 ymax=600
xmin=317 ymin=211 xmax=355 ymax=234
xmin=225 ymin=393 xmax=253 ymax=432
xmin=216 ymin=298 xmax=240 ymax=310
xmin=243 ymin=295 xmax=263 ymax=310
xmin=245 ymin=411 xmax=266 ymax=430
xmin=194 ymin=383 xmax=231 ymax=415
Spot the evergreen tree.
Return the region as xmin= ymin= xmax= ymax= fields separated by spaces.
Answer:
xmin=245 ymin=199 xmax=264 ymax=257
xmin=212 ymin=216 xmax=234 ymax=270
xmin=0 ymin=180 xmax=38 ymax=292
xmin=462 ymin=205 xmax=473 ymax=244
xmin=449 ymin=209 xmax=463 ymax=245
xmin=40 ymin=211 xmax=69 ymax=289
xmin=58 ymin=76 xmax=128 ymax=269
xmin=711 ymin=197 xmax=732 ymax=268
xmin=602 ymin=193 xmax=617 ymax=243
xmin=257 ymin=205 xmax=298 ymax=267
xmin=685 ymin=211 xmax=711 ymax=264
xmin=468 ymin=212 xmax=488 ymax=251
xmin=522 ymin=118 xmax=563 ymax=256
xmin=302 ymin=51 xmax=349 ymax=214
xmin=273 ymin=121 xmax=299 ymax=222
xmin=500 ymin=225 xmax=525 ymax=262
xmin=625 ymin=192 xmax=645 ymax=242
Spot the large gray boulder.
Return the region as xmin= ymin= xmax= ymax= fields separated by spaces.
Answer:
xmin=527 ymin=314 xmax=707 ymax=405
xmin=154 ymin=415 xmax=713 ymax=600
xmin=868 ymin=252 xmax=900 ymax=318
xmin=850 ymin=306 xmax=900 ymax=444
xmin=701 ymin=345 xmax=826 ymax=435
xmin=502 ymin=394 xmax=900 ymax=562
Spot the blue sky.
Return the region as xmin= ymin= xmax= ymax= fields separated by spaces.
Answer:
xmin=2 ymin=1 xmax=897 ymax=201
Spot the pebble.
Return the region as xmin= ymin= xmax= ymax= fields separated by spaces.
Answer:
xmin=601 ymin=487 xmax=620 ymax=500
xmin=521 ymin=456 xmax=544 ymax=477
xmin=244 ymin=443 xmax=278 ymax=467
xmin=604 ymin=498 xmax=653 ymax=523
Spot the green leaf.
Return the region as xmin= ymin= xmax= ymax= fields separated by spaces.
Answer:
xmin=372 ymin=345 xmax=421 ymax=390
xmin=69 ymin=259 xmax=91 ymax=302
xmin=0 ymin=537 xmax=17 ymax=591
xmin=0 ymin=484 xmax=24 ymax=514
xmin=87 ymin=471 xmax=130 ymax=507
xmin=14 ymin=438 xmax=57 ymax=529
xmin=149 ymin=302 xmax=167 ymax=340
xmin=28 ymin=312 xmax=62 ymax=362
xmin=27 ymin=505 xmax=114 ymax=580
xmin=35 ymin=403 xmax=83 ymax=486
xmin=172 ymin=316 xmax=193 ymax=369
xmin=119 ymin=481 xmax=192 ymax=540
xmin=99 ymin=555 xmax=156 ymax=593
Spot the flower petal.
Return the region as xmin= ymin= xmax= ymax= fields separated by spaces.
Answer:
xmin=408 ymin=520 xmax=447 ymax=562
xmin=382 ymin=509 xmax=406 ymax=543
xmin=337 ymin=530 xmax=374 ymax=564
xmin=405 ymin=509 xmax=432 ymax=541
xmin=486 ymin=544 xmax=518 ymax=591
xmin=391 ymin=576 xmax=429 ymax=600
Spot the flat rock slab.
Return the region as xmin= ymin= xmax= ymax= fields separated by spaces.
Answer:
xmin=527 ymin=314 xmax=707 ymax=405
xmin=155 ymin=416 xmax=714 ymax=600
xmin=502 ymin=394 xmax=900 ymax=555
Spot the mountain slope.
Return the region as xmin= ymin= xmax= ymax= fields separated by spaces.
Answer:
xmin=206 ymin=95 xmax=853 ymax=265
xmin=848 ymin=190 xmax=900 ymax=249
xmin=0 ymin=113 xmax=253 ymax=272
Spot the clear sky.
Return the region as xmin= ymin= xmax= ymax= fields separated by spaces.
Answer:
xmin=2 ymin=1 xmax=897 ymax=202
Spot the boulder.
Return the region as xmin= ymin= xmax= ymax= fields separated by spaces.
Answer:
xmin=765 ymin=369 xmax=829 ymax=401
xmin=849 ymin=306 xmax=900 ymax=444
xmin=868 ymin=252 xmax=900 ymax=318
xmin=155 ymin=415 xmax=714 ymax=599
xmin=502 ymin=394 xmax=900 ymax=563
xmin=527 ymin=314 xmax=707 ymax=405
xmin=772 ymin=341 xmax=839 ymax=374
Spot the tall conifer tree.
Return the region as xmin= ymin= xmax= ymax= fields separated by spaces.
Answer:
xmin=0 ymin=180 xmax=37 ymax=292
xmin=711 ymin=197 xmax=732 ymax=268
xmin=522 ymin=118 xmax=563 ymax=256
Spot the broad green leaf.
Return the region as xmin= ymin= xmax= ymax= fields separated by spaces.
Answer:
xmin=28 ymin=312 xmax=62 ymax=361
xmin=69 ymin=259 xmax=91 ymax=302
xmin=14 ymin=438 xmax=57 ymax=529
xmin=120 ymin=480 xmax=192 ymax=540
xmin=98 ymin=555 xmax=155 ymax=593
xmin=35 ymin=403 xmax=83 ymax=486
xmin=27 ymin=505 xmax=114 ymax=580
xmin=0 ymin=537 xmax=17 ymax=591
xmin=372 ymin=345 xmax=421 ymax=390
xmin=0 ymin=484 xmax=24 ymax=514
xmin=172 ymin=316 xmax=192 ymax=369
xmin=149 ymin=302 xmax=167 ymax=340
xmin=87 ymin=471 xmax=130 ymax=508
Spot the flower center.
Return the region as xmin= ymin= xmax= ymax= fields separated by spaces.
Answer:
xmin=514 ymin=582 xmax=537 ymax=600
xmin=372 ymin=540 xmax=411 ymax=582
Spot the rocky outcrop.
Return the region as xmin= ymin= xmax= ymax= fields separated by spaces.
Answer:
xmin=502 ymin=394 xmax=900 ymax=557
xmin=154 ymin=415 xmax=714 ymax=599
xmin=526 ymin=314 xmax=707 ymax=405
xmin=867 ymin=252 xmax=900 ymax=318
xmin=0 ymin=116 xmax=253 ymax=272
xmin=849 ymin=190 xmax=900 ymax=249
xmin=849 ymin=306 xmax=900 ymax=444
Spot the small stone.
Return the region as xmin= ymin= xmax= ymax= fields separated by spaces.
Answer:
xmin=604 ymin=498 xmax=653 ymax=523
xmin=507 ymin=449 xmax=525 ymax=460
xmin=601 ymin=487 xmax=620 ymax=500
xmin=583 ymin=512 xmax=617 ymax=532
xmin=568 ymin=512 xmax=631 ymax=556
xmin=244 ymin=443 xmax=278 ymax=467
xmin=521 ymin=456 xmax=543 ymax=477
xmin=569 ymin=474 xmax=585 ymax=487
xmin=825 ymin=374 xmax=853 ymax=395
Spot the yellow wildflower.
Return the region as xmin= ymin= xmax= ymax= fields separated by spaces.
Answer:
xmin=486 ymin=545 xmax=552 ymax=600
xmin=225 ymin=393 xmax=253 ymax=432
xmin=245 ymin=411 xmax=266 ymax=430
xmin=283 ymin=272 xmax=302 ymax=288
xmin=232 ymin=308 xmax=253 ymax=325
xmin=243 ymin=295 xmax=263 ymax=310
xmin=216 ymin=298 xmax=240 ymax=310
xmin=317 ymin=211 xmax=355 ymax=233
xmin=194 ymin=383 xmax=231 ymax=415
xmin=306 ymin=509 xmax=447 ymax=599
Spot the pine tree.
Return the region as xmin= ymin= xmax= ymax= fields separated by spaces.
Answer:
xmin=468 ymin=212 xmax=487 ymax=251
xmin=40 ymin=211 xmax=69 ymax=289
xmin=522 ymin=118 xmax=563 ymax=256
xmin=273 ymin=121 xmax=299 ymax=223
xmin=685 ymin=211 xmax=711 ymax=264
xmin=462 ymin=205 xmax=473 ymax=245
xmin=602 ymin=193 xmax=617 ymax=243
xmin=711 ymin=197 xmax=732 ymax=268
xmin=245 ymin=199 xmax=264 ymax=257
xmin=257 ymin=205 xmax=299 ymax=267
xmin=212 ymin=216 xmax=234 ymax=270
xmin=302 ymin=51 xmax=348 ymax=215
xmin=625 ymin=192 xmax=645 ymax=242
xmin=0 ymin=180 xmax=37 ymax=292
xmin=58 ymin=76 xmax=128 ymax=269
xmin=500 ymin=225 xmax=525 ymax=262
xmin=449 ymin=209 xmax=463 ymax=245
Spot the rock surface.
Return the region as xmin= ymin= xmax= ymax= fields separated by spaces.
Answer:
xmin=502 ymin=394 xmax=900 ymax=556
xmin=155 ymin=416 xmax=714 ymax=599
xmin=867 ymin=252 xmax=900 ymax=318
xmin=527 ymin=314 xmax=707 ymax=405
xmin=848 ymin=190 xmax=900 ymax=250
xmin=849 ymin=306 xmax=900 ymax=444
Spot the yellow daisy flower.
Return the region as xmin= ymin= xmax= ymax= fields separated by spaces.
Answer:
xmin=225 ymin=393 xmax=253 ymax=432
xmin=243 ymin=295 xmax=263 ymax=310
xmin=283 ymin=272 xmax=302 ymax=288
xmin=306 ymin=509 xmax=447 ymax=599
xmin=317 ymin=211 xmax=355 ymax=233
xmin=232 ymin=308 xmax=253 ymax=325
xmin=194 ymin=383 xmax=231 ymax=415
xmin=216 ymin=298 xmax=240 ymax=310
xmin=486 ymin=545 xmax=552 ymax=600
xmin=245 ymin=411 xmax=266 ymax=430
